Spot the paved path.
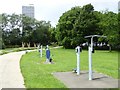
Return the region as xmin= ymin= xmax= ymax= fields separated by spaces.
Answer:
xmin=53 ymin=71 xmax=118 ymax=88
xmin=0 ymin=47 xmax=61 ymax=89
xmin=0 ymin=51 xmax=26 ymax=89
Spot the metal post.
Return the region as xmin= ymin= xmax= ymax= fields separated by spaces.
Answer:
xmin=89 ymin=45 xmax=92 ymax=80
xmin=40 ymin=45 xmax=42 ymax=57
xmin=91 ymin=37 xmax=93 ymax=52
xmin=85 ymin=35 xmax=107 ymax=80
xmin=77 ymin=46 xmax=80 ymax=75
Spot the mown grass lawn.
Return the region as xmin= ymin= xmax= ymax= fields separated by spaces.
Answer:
xmin=0 ymin=47 xmax=36 ymax=55
xmin=20 ymin=48 xmax=118 ymax=88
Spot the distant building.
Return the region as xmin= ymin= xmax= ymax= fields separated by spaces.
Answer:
xmin=118 ymin=1 xmax=120 ymax=12
xmin=22 ymin=4 xmax=34 ymax=18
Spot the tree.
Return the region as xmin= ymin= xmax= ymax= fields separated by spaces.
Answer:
xmin=56 ymin=4 xmax=99 ymax=48
xmin=1 ymin=13 xmax=52 ymax=48
xmin=9 ymin=28 xmax=22 ymax=45
xmin=0 ymin=27 xmax=2 ymax=49
xmin=49 ymin=27 xmax=57 ymax=43
xmin=97 ymin=11 xmax=119 ymax=50
xmin=118 ymin=13 xmax=120 ymax=49
xmin=31 ymin=20 xmax=51 ymax=45
xmin=2 ymin=13 xmax=22 ymax=47
xmin=0 ymin=14 xmax=2 ymax=49
xmin=21 ymin=14 xmax=36 ymax=44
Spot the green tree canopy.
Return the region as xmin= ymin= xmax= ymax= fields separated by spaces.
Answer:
xmin=56 ymin=4 xmax=100 ymax=48
xmin=31 ymin=20 xmax=51 ymax=45
xmin=97 ymin=11 xmax=119 ymax=49
xmin=1 ymin=13 xmax=52 ymax=48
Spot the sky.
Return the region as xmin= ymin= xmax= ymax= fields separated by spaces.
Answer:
xmin=0 ymin=0 xmax=119 ymax=27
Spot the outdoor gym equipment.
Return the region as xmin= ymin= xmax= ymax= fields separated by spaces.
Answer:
xmin=75 ymin=46 xmax=82 ymax=75
xmin=40 ymin=45 xmax=42 ymax=57
xmin=39 ymin=45 xmax=42 ymax=57
xmin=46 ymin=45 xmax=51 ymax=62
xmin=85 ymin=35 xmax=106 ymax=80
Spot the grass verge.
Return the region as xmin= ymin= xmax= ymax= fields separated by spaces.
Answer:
xmin=0 ymin=47 xmax=36 ymax=55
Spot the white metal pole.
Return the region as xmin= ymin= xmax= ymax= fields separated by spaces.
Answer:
xmin=77 ymin=46 xmax=80 ymax=75
xmin=91 ymin=37 xmax=93 ymax=52
xmin=84 ymin=35 xmax=106 ymax=80
xmin=40 ymin=45 xmax=42 ymax=57
xmin=88 ymin=38 xmax=93 ymax=80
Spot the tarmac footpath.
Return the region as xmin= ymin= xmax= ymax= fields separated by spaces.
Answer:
xmin=0 ymin=51 xmax=26 ymax=89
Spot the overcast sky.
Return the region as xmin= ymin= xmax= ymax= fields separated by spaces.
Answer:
xmin=0 ymin=0 xmax=119 ymax=27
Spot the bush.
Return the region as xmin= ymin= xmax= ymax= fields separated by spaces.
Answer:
xmin=94 ymin=46 xmax=109 ymax=50
xmin=82 ymin=46 xmax=109 ymax=50
xmin=5 ymin=45 xmax=21 ymax=48
xmin=62 ymin=37 xmax=73 ymax=49
xmin=50 ymin=42 xmax=58 ymax=47
xmin=1 ymin=43 xmax=6 ymax=49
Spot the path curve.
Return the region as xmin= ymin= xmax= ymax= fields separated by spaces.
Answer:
xmin=0 ymin=51 xmax=26 ymax=89
xmin=0 ymin=47 xmax=61 ymax=89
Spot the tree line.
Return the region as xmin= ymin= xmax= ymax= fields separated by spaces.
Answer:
xmin=0 ymin=4 xmax=119 ymax=50
xmin=56 ymin=4 xmax=120 ymax=49
xmin=0 ymin=14 xmax=56 ymax=49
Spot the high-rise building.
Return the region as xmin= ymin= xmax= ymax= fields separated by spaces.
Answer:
xmin=22 ymin=4 xmax=34 ymax=18
xmin=118 ymin=1 xmax=120 ymax=12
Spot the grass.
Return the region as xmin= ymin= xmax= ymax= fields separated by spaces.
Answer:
xmin=0 ymin=46 xmax=59 ymax=55
xmin=0 ymin=47 xmax=37 ymax=55
xmin=20 ymin=48 xmax=118 ymax=88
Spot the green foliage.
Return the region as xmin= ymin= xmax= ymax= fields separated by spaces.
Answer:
xmin=31 ymin=21 xmax=51 ymax=45
xmin=97 ymin=11 xmax=119 ymax=49
xmin=1 ymin=4 xmax=119 ymax=50
xmin=22 ymin=15 xmax=36 ymax=43
xmin=2 ymin=13 xmax=22 ymax=46
xmin=1 ymin=13 xmax=53 ymax=47
xmin=117 ymin=13 xmax=120 ymax=49
xmin=56 ymin=4 xmax=119 ymax=49
xmin=0 ymin=28 xmax=2 ymax=49
xmin=49 ymin=27 xmax=57 ymax=43
xmin=0 ymin=14 xmax=4 ymax=49
xmin=56 ymin=4 xmax=100 ymax=48
xmin=20 ymin=48 xmax=118 ymax=88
